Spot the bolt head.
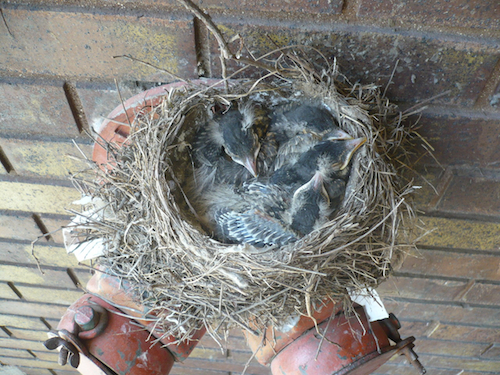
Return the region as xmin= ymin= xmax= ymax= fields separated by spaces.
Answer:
xmin=74 ymin=305 xmax=99 ymax=331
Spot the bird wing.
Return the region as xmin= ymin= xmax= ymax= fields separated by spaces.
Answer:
xmin=215 ymin=209 xmax=297 ymax=247
xmin=238 ymin=181 xmax=289 ymax=217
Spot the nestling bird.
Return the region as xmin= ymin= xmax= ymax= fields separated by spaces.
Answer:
xmin=272 ymin=103 xmax=347 ymax=139
xmin=202 ymin=180 xmax=296 ymax=247
xmin=288 ymin=171 xmax=332 ymax=237
xmin=270 ymin=103 xmax=353 ymax=170
xmin=270 ymin=137 xmax=366 ymax=197
xmin=192 ymin=102 xmax=262 ymax=192
xmin=191 ymin=99 xmax=366 ymax=248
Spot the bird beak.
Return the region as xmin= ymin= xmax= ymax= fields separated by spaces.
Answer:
xmin=324 ymin=129 xmax=353 ymax=141
xmin=311 ymin=171 xmax=324 ymax=191
xmin=243 ymin=156 xmax=258 ymax=177
xmin=340 ymin=137 xmax=367 ymax=170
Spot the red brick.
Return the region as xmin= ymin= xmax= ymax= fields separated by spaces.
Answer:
xmin=373 ymin=365 xmax=439 ymax=375
xmin=398 ymin=320 xmax=500 ymax=343
xmin=210 ymin=23 xmax=498 ymax=106
xmin=417 ymin=216 xmax=500 ymax=253
xmin=201 ymin=0 xmax=343 ymax=15
xmin=28 ymin=350 xmax=59 ymax=362
xmin=406 ymin=168 xmax=443 ymax=210
xmin=19 ymin=368 xmax=54 ymax=375
xmin=7 ymin=328 xmax=49 ymax=342
xmin=0 ymin=347 xmax=34 ymax=359
xmin=0 ymin=8 xmax=196 ymax=81
xmin=375 ymin=362 xmax=489 ymax=375
xmin=0 ymin=264 xmax=76 ymax=288
xmin=37 ymin=215 xmax=72 ymax=245
xmin=0 ymin=137 xmax=93 ymax=179
xmin=71 ymin=267 xmax=95 ymax=288
xmin=196 ymin=331 xmax=253 ymax=351
xmin=414 ymin=338 xmax=491 ymax=357
xmin=438 ymin=175 xmax=500 ymax=218
xmin=176 ymin=358 xmax=270 ymax=375
xmin=415 ymin=112 xmax=500 ymax=167
xmin=49 ymin=370 xmax=78 ymax=375
xmin=378 ymin=276 xmax=468 ymax=303
xmin=0 ymin=356 xmax=66 ymax=370
xmin=418 ymin=354 xmax=500 ymax=373
xmin=481 ymin=344 xmax=500 ymax=359
xmin=0 ymin=242 xmax=79 ymax=268
xmin=170 ymin=366 xmax=230 ymax=375
xmin=384 ymin=299 xmax=500 ymax=327
xmin=0 ymin=328 xmax=9 ymax=338
xmin=462 ymin=282 xmax=500 ymax=306
xmin=0 ymin=181 xmax=80 ymax=215
xmin=44 ymin=318 xmax=64 ymax=330
xmin=400 ymin=249 xmax=500 ymax=281
xmin=0 ymin=314 xmax=49 ymax=331
xmin=358 ymin=0 xmax=500 ymax=30
xmin=490 ymin=81 xmax=500 ymax=108
xmin=0 ymin=213 xmax=41 ymax=242
xmin=15 ymin=284 xmax=83 ymax=305
xmin=0 ymin=79 xmax=78 ymax=138
xmin=0 ymin=337 xmax=49 ymax=351
xmin=0 ymin=300 xmax=68 ymax=320
xmin=0 ymin=281 xmax=18 ymax=299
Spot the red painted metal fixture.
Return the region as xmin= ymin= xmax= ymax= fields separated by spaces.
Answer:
xmin=244 ymin=300 xmax=425 ymax=375
xmin=45 ymin=293 xmax=175 ymax=375
xmin=44 ymin=270 xmax=205 ymax=375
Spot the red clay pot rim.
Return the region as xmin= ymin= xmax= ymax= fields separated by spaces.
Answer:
xmin=92 ymin=78 xmax=234 ymax=167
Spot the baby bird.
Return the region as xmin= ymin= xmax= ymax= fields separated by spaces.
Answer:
xmin=289 ymin=171 xmax=332 ymax=237
xmin=204 ymin=181 xmax=296 ymax=247
xmin=192 ymin=102 xmax=261 ymax=192
xmin=270 ymin=103 xmax=353 ymax=170
xmin=272 ymin=103 xmax=346 ymax=139
xmin=271 ymin=137 xmax=367 ymax=204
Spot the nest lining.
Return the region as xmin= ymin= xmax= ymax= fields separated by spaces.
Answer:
xmin=72 ymin=63 xmax=419 ymax=343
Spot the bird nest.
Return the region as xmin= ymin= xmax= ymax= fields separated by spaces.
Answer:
xmin=71 ymin=59 xmax=420 ymax=343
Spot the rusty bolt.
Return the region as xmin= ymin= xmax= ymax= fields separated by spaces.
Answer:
xmin=74 ymin=305 xmax=99 ymax=331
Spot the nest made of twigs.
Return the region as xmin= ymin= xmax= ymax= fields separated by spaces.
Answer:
xmin=70 ymin=57 xmax=420 ymax=343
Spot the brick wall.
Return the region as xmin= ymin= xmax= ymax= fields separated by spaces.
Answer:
xmin=0 ymin=1 xmax=499 ymax=374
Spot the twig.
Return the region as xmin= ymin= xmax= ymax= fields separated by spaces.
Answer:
xmin=113 ymin=54 xmax=189 ymax=83
xmin=177 ymin=0 xmax=232 ymax=59
xmin=177 ymin=0 xmax=279 ymax=75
